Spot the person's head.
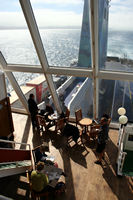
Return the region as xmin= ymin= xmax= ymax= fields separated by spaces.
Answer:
xmin=40 ymin=144 xmax=47 ymax=153
xmin=102 ymin=114 xmax=109 ymax=120
xmin=29 ymin=93 xmax=34 ymax=99
xmin=100 ymin=117 xmax=108 ymax=125
xmin=36 ymin=161 xmax=44 ymax=171
xmin=45 ymin=96 xmax=50 ymax=105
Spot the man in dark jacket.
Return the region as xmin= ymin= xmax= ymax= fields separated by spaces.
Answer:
xmin=95 ymin=117 xmax=109 ymax=165
xmin=28 ymin=93 xmax=38 ymax=129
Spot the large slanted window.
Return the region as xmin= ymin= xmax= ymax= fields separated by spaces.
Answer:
xmin=0 ymin=1 xmax=39 ymax=65
xmin=30 ymin=0 xmax=92 ymax=68
xmin=106 ymin=0 xmax=133 ymax=72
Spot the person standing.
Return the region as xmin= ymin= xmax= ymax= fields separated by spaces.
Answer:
xmin=28 ymin=93 xmax=38 ymax=129
xmin=95 ymin=117 xmax=109 ymax=165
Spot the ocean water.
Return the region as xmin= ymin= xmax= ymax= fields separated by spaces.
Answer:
xmin=0 ymin=28 xmax=133 ymax=121
xmin=108 ymin=30 xmax=133 ymax=59
xmin=0 ymin=29 xmax=80 ymax=66
xmin=1 ymin=28 xmax=133 ymax=90
xmin=1 ymin=29 xmax=133 ymax=66
xmin=0 ymin=29 xmax=81 ymax=91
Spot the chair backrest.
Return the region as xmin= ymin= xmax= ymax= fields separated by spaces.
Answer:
xmin=55 ymin=118 xmax=65 ymax=133
xmin=36 ymin=115 xmax=46 ymax=127
xmin=66 ymin=108 xmax=70 ymax=119
xmin=75 ymin=109 xmax=82 ymax=125
xmin=65 ymin=108 xmax=70 ymax=123
xmin=108 ymin=118 xmax=111 ymax=126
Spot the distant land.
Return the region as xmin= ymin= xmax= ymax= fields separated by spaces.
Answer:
xmin=0 ymin=26 xmax=81 ymax=30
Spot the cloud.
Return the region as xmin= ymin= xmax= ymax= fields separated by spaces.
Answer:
xmin=0 ymin=12 xmax=27 ymax=27
xmin=109 ymin=0 xmax=133 ymax=30
xmin=31 ymin=0 xmax=82 ymax=5
xmin=0 ymin=9 xmax=82 ymax=28
xmin=34 ymin=9 xmax=82 ymax=27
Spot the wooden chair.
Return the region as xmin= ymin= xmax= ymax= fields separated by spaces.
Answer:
xmin=26 ymin=170 xmax=49 ymax=200
xmin=89 ymin=124 xmax=100 ymax=141
xmin=55 ymin=118 xmax=65 ymax=134
xmin=89 ymin=117 xmax=111 ymax=141
xmin=75 ymin=109 xmax=82 ymax=126
xmin=36 ymin=115 xmax=49 ymax=132
xmin=108 ymin=118 xmax=112 ymax=126
xmin=65 ymin=108 xmax=70 ymax=123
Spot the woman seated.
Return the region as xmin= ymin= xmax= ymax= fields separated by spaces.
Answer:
xmin=31 ymin=162 xmax=49 ymax=192
xmin=31 ymin=161 xmax=66 ymax=192
xmin=34 ymin=144 xmax=57 ymax=166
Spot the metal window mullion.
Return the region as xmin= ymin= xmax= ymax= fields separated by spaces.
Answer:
xmin=19 ymin=0 xmax=62 ymax=114
xmin=6 ymin=64 xmax=93 ymax=78
xmin=90 ymin=0 xmax=99 ymax=119
xmin=99 ymin=70 xmax=133 ymax=81
xmin=0 ymin=53 xmax=29 ymax=113
xmin=47 ymin=67 xmax=93 ymax=78
xmin=6 ymin=64 xmax=133 ymax=82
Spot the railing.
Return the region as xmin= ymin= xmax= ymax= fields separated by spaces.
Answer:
xmin=68 ymin=78 xmax=92 ymax=117
xmin=0 ymin=139 xmax=33 ymax=177
xmin=117 ymin=141 xmax=127 ymax=176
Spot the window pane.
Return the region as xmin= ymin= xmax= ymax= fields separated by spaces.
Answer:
xmin=31 ymin=0 xmax=92 ymax=68
xmin=106 ymin=1 xmax=133 ymax=72
xmin=0 ymin=1 xmax=39 ymax=65
xmin=9 ymin=73 xmax=48 ymax=110
xmin=99 ymin=0 xmax=109 ymax=69
xmin=54 ymin=75 xmax=93 ymax=118
xmin=99 ymin=79 xmax=133 ymax=123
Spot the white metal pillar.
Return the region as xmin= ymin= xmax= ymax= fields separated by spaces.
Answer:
xmin=0 ymin=52 xmax=29 ymax=113
xmin=90 ymin=0 xmax=99 ymax=119
xmin=19 ymin=0 xmax=62 ymax=114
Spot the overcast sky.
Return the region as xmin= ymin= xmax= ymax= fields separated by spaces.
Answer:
xmin=0 ymin=0 xmax=133 ymax=30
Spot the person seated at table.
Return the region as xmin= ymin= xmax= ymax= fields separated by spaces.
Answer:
xmin=31 ymin=161 xmax=49 ymax=192
xmin=43 ymin=104 xmax=54 ymax=122
xmin=31 ymin=161 xmax=66 ymax=193
xmin=94 ymin=117 xmax=109 ymax=165
xmin=34 ymin=144 xmax=58 ymax=167
xmin=34 ymin=144 xmax=48 ymax=164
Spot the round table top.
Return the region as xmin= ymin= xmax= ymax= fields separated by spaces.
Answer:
xmin=48 ymin=113 xmax=58 ymax=121
xmin=79 ymin=118 xmax=92 ymax=126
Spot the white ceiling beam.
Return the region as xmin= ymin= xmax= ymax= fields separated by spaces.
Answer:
xmin=99 ymin=70 xmax=133 ymax=81
xmin=5 ymin=64 xmax=93 ymax=77
xmin=6 ymin=64 xmax=42 ymax=73
xmin=90 ymin=0 xmax=99 ymax=119
xmin=4 ymin=63 xmax=133 ymax=82
xmin=0 ymin=53 xmax=29 ymax=114
xmin=19 ymin=0 xmax=62 ymax=114
xmin=47 ymin=67 xmax=93 ymax=77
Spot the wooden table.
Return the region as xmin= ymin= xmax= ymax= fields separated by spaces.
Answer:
xmin=48 ymin=113 xmax=59 ymax=121
xmin=79 ymin=118 xmax=92 ymax=134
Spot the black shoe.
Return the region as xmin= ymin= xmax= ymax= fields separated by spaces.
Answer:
xmin=94 ymin=160 xmax=102 ymax=165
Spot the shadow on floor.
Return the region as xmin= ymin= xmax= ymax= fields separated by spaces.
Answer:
xmin=0 ymin=173 xmax=30 ymax=200
xmin=93 ymin=138 xmax=133 ymax=200
xmin=20 ymin=116 xmax=31 ymax=149
xmin=40 ymin=130 xmax=90 ymax=200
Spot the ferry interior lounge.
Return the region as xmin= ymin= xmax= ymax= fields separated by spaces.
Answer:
xmin=0 ymin=0 xmax=133 ymax=200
